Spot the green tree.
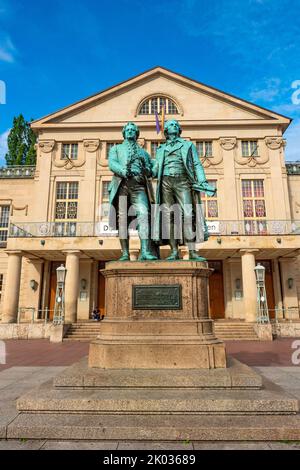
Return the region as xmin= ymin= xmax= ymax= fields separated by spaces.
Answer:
xmin=5 ymin=114 xmax=36 ymax=166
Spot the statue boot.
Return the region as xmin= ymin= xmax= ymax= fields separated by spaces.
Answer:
xmin=189 ymin=250 xmax=206 ymax=262
xmin=139 ymin=239 xmax=158 ymax=261
xmin=166 ymin=246 xmax=180 ymax=261
xmin=119 ymin=239 xmax=130 ymax=261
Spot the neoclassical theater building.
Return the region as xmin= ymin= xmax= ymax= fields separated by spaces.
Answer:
xmin=0 ymin=67 xmax=299 ymax=330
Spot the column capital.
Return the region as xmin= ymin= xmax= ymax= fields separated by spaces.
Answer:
xmin=4 ymin=250 xmax=23 ymax=256
xmin=239 ymin=249 xmax=260 ymax=255
xmin=62 ymin=250 xmax=81 ymax=256
xmin=279 ymin=256 xmax=298 ymax=262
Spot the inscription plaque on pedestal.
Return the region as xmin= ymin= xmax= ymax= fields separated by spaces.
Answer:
xmin=132 ymin=284 xmax=182 ymax=310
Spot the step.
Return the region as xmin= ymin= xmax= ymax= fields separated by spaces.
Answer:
xmin=7 ymin=413 xmax=300 ymax=441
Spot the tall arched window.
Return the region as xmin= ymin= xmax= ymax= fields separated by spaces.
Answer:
xmin=138 ymin=96 xmax=179 ymax=115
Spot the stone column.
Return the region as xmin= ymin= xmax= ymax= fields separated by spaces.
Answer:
xmin=64 ymin=250 xmax=80 ymax=323
xmin=273 ymin=259 xmax=283 ymax=318
xmin=240 ymin=249 xmax=259 ymax=322
xmin=1 ymin=251 xmax=22 ymax=323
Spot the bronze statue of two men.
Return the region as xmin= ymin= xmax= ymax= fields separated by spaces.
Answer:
xmin=108 ymin=120 xmax=216 ymax=261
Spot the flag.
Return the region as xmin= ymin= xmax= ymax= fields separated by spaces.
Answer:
xmin=160 ymin=102 xmax=165 ymax=135
xmin=155 ymin=111 xmax=160 ymax=134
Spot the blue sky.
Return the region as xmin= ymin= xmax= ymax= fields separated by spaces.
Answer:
xmin=0 ymin=0 xmax=300 ymax=165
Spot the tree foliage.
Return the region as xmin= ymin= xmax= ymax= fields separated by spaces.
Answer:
xmin=5 ymin=114 xmax=37 ymax=166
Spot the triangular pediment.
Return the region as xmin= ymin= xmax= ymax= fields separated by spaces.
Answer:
xmin=31 ymin=67 xmax=291 ymax=129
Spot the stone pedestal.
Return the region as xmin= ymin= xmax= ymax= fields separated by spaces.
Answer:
xmin=89 ymin=261 xmax=226 ymax=369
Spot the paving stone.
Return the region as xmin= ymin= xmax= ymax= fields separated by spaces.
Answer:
xmin=267 ymin=441 xmax=300 ymax=450
xmin=41 ymin=440 xmax=119 ymax=450
xmin=193 ymin=441 xmax=271 ymax=450
xmin=0 ymin=439 xmax=45 ymax=450
xmin=117 ymin=441 xmax=194 ymax=450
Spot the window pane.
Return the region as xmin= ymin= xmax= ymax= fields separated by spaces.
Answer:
xmin=55 ymin=202 xmax=66 ymax=219
xmin=196 ymin=142 xmax=204 ymax=157
xmin=207 ymin=200 xmax=218 ymax=218
xmin=243 ymin=200 xmax=254 ymax=217
xmin=151 ymin=142 xmax=159 ymax=158
xmin=139 ymin=101 xmax=149 ymax=114
xmin=241 ymin=141 xmax=249 ymax=157
xmin=255 ymin=200 xmax=266 ymax=217
xmin=167 ymin=99 xmax=178 ymax=114
xmin=250 ymin=141 xmax=258 ymax=156
xmin=205 ymin=141 xmax=213 ymax=156
xmin=67 ymin=201 xmax=78 ymax=219
xmin=62 ymin=144 xmax=70 ymax=160
xmin=71 ymin=144 xmax=78 ymax=160
xmin=102 ymin=181 xmax=110 ymax=201
xmin=253 ymin=180 xmax=264 ymax=197
xmin=159 ymin=97 xmax=165 ymax=113
xmin=151 ymin=98 xmax=158 ymax=114
xmin=68 ymin=182 xmax=78 ymax=199
xmin=242 ymin=180 xmax=252 ymax=197
xmin=0 ymin=206 xmax=10 ymax=227
xmin=56 ymin=182 xmax=67 ymax=199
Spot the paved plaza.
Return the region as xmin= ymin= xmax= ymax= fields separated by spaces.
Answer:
xmin=0 ymin=338 xmax=300 ymax=450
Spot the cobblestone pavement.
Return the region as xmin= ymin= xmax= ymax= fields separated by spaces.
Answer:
xmin=0 ymin=338 xmax=299 ymax=450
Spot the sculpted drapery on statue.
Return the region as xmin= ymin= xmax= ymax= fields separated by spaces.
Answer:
xmin=108 ymin=120 xmax=215 ymax=261
xmin=108 ymin=122 xmax=157 ymax=261
xmin=152 ymin=119 xmax=216 ymax=261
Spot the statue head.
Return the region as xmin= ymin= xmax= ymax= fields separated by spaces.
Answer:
xmin=122 ymin=122 xmax=140 ymax=141
xmin=164 ymin=119 xmax=182 ymax=138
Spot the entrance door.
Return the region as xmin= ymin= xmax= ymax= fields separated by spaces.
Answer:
xmin=208 ymin=261 xmax=225 ymax=319
xmin=98 ymin=261 xmax=106 ymax=317
xmin=48 ymin=262 xmax=61 ymax=320
xmin=260 ymin=260 xmax=275 ymax=319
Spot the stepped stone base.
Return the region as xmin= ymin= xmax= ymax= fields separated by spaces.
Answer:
xmin=54 ymin=357 xmax=262 ymax=389
xmin=8 ymin=414 xmax=300 ymax=441
xmin=10 ymin=356 xmax=300 ymax=441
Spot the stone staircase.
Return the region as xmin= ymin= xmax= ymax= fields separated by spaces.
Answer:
xmin=214 ymin=320 xmax=259 ymax=341
xmin=64 ymin=322 xmax=102 ymax=341
xmin=64 ymin=320 xmax=259 ymax=342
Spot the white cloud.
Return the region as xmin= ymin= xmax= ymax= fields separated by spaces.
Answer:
xmin=0 ymin=36 xmax=16 ymax=63
xmin=284 ymin=119 xmax=300 ymax=162
xmin=250 ymin=78 xmax=281 ymax=103
xmin=0 ymin=129 xmax=9 ymax=165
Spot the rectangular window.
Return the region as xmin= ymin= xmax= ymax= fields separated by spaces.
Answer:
xmin=101 ymin=181 xmax=111 ymax=220
xmin=242 ymin=179 xmax=267 ymax=234
xmin=55 ymin=182 xmax=78 ymax=236
xmin=106 ymin=142 xmax=121 ymax=160
xmin=61 ymin=143 xmax=78 ymax=160
xmin=151 ymin=97 xmax=158 ymax=114
xmin=241 ymin=140 xmax=258 ymax=157
xmin=196 ymin=141 xmax=213 ymax=157
xmin=0 ymin=205 xmax=10 ymax=242
xmin=201 ymin=180 xmax=218 ymax=219
xmin=151 ymin=142 xmax=160 ymax=158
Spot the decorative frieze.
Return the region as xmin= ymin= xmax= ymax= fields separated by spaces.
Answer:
xmin=83 ymin=139 xmax=100 ymax=152
xmin=38 ymin=140 xmax=56 ymax=153
xmin=265 ymin=137 xmax=286 ymax=150
xmin=219 ymin=137 xmax=237 ymax=150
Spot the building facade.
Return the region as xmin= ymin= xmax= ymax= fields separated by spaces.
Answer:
xmin=0 ymin=67 xmax=299 ymax=325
